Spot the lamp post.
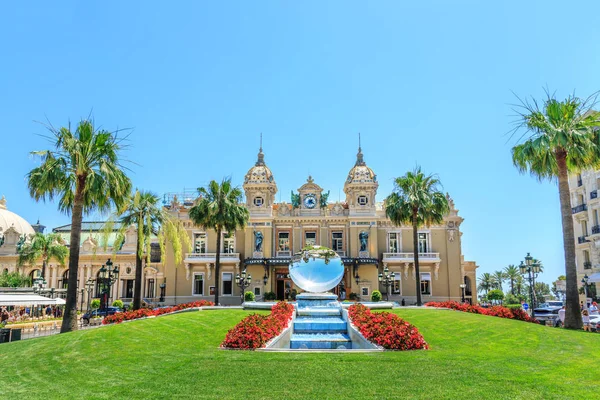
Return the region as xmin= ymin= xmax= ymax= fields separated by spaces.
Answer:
xmin=84 ymin=278 xmax=95 ymax=313
xmin=459 ymin=283 xmax=466 ymax=303
xmin=519 ymin=253 xmax=542 ymax=319
xmin=235 ymin=269 xmax=252 ymax=304
xmin=98 ymin=258 xmax=119 ymax=311
xmin=378 ymin=265 xmax=395 ymax=301
xmin=581 ymin=274 xmax=590 ymax=308
xmin=159 ymin=281 xmax=166 ymax=303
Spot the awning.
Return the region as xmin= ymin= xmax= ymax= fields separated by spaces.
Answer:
xmin=587 ymin=273 xmax=600 ymax=283
xmin=0 ymin=294 xmax=64 ymax=306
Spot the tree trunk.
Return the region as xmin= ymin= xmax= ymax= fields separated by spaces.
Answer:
xmin=41 ymin=259 xmax=47 ymax=283
xmin=556 ymin=150 xmax=583 ymax=330
xmin=214 ymin=228 xmax=221 ymax=306
xmin=60 ymin=176 xmax=85 ymax=333
xmin=413 ymin=210 xmax=422 ymax=306
xmin=133 ymin=216 xmax=144 ymax=310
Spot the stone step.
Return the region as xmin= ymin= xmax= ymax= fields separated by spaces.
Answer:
xmin=293 ymin=317 xmax=347 ymax=333
xmin=297 ymin=308 xmax=341 ymax=317
xmin=290 ymin=333 xmax=352 ymax=350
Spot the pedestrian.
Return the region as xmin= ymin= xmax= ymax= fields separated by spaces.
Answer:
xmin=558 ymin=306 xmax=566 ymax=327
xmin=589 ymin=302 xmax=599 ymax=315
xmin=582 ymin=309 xmax=591 ymax=332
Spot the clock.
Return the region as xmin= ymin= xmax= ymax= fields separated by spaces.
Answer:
xmin=304 ymin=194 xmax=317 ymax=209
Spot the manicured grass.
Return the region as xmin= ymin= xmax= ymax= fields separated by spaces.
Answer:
xmin=1 ymin=308 xmax=598 ymax=399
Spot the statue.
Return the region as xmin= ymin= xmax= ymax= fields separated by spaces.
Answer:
xmin=16 ymin=234 xmax=26 ymax=252
xmin=291 ymin=191 xmax=300 ymax=209
xmin=320 ymin=190 xmax=330 ymax=209
xmin=254 ymin=231 xmax=263 ymax=252
xmin=0 ymin=232 xmax=4 ymax=247
xmin=359 ymin=231 xmax=369 ymax=252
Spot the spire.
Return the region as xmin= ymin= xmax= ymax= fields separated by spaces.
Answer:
xmin=256 ymin=132 xmax=265 ymax=166
xmin=355 ymin=133 xmax=365 ymax=166
xmin=0 ymin=195 xmax=6 ymax=210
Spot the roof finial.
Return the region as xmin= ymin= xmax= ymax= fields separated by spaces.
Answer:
xmin=260 ymin=132 xmax=263 ymax=153
xmin=0 ymin=195 xmax=6 ymax=210
xmin=358 ymin=132 xmax=361 ymax=152
xmin=256 ymin=133 xmax=265 ymax=166
xmin=355 ymin=133 xmax=365 ymax=166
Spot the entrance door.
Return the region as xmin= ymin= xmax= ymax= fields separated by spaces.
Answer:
xmin=277 ymin=279 xmax=285 ymax=300
xmin=275 ymin=271 xmax=291 ymax=300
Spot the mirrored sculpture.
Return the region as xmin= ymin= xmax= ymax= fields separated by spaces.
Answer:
xmin=289 ymin=246 xmax=344 ymax=293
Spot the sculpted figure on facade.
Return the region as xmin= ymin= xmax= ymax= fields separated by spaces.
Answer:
xmin=254 ymin=230 xmax=263 ymax=252
xmin=359 ymin=231 xmax=369 ymax=252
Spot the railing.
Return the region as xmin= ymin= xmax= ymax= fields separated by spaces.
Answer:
xmin=276 ymin=251 xmax=291 ymax=258
xmin=593 ymin=225 xmax=600 ymax=235
xmin=591 ymin=190 xmax=598 ymax=200
xmin=578 ymin=236 xmax=589 ymax=244
xmin=572 ymin=204 xmax=587 ymax=214
xmin=584 ymin=261 xmax=592 ymax=270
xmin=382 ymin=252 xmax=440 ymax=260
xmin=184 ymin=252 xmax=240 ymax=260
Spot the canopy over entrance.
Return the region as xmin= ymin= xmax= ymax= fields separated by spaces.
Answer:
xmin=0 ymin=294 xmax=64 ymax=306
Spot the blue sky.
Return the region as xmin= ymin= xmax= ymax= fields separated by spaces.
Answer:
xmin=1 ymin=1 xmax=599 ymax=285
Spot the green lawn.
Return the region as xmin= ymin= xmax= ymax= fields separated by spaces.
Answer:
xmin=1 ymin=309 xmax=598 ymax=399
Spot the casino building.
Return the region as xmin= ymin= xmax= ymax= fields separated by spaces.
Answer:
xmin=161 ymin=145 xmax=478 ymax=305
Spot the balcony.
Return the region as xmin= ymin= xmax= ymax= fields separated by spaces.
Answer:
xmin=593 ymin=225 xmax=600 ymax=235
xmin=184 ymin=252 xmax=240 ymax=263
xmin=584 ymin=261 xmax=592 ymax=270
xmin=578 ymin=236 xmax=590 ymax=244
xmin=591 ymin=190 xmax=598 ymax=200
xmin=572 ymin=204 xmax=587 ymax=214
xmin=382 ymin=252 xmax=441 ymax=263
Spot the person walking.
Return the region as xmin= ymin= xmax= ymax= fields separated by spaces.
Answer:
xmin=589 ymin=302 xmax=599 ymax=315
xmin=558 ymin=306 xmax=566 ymax=327
xmin=582 ymin=309 xmax=591 ymax=332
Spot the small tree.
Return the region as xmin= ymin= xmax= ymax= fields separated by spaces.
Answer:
xmin=487 ymin=289 xmax=504 ymax=304
xmin=244 ymin=291 xmax=255 ymax=302
xmin=90 ymin=299 xmax=100 ymax=310
xmin=371 ymin=290 xmax=382 ymax=302
xmin=112 ymin=299 xmax=124 ymax=309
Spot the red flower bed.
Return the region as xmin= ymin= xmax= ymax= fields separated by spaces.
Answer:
xmin=102 ymin=300 xmax=214 ymax=325
xmin=425 ymin=301 xmax=538 ymax=323
xmin=348 ymin=304 xmax=428 ymax=350
xmin=221 ymin=301 xmax=294 ymax=349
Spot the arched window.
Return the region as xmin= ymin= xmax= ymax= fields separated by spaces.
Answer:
xmin=29 ymin=269 xmax=42 ymax=287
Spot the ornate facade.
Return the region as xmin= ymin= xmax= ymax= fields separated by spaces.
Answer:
xmin=162 ymin=145 xmax=478 ymax=305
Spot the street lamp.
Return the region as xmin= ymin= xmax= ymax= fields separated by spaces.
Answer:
xmin=235 ymin=269 xmax=252 ymax=304
xmin=84 ymin=278 xmax=95 ymax=313
xmin=519 ymin=253 xmax=542 ymax=319
xmin=159 ymin=281 xmax=166 ymax=303
xmin=378 ymin=266 xmax=395 ymax=301
xmin=98 ymin=258 xmax=119 ymax=311
xmin=459 ymin=283 xmax=466 ymax=303
xmin=581 ymin=274 xmax=590 ymax=307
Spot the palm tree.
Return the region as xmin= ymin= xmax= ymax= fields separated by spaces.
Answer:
xmin=504 ymin=265 xmax=520 ymax=295
xmin=17 ymin=232 xmax=68 ymax=282
xmin=512 ymin=93 xmax=600 ymax=329
xmin=512 ymin=92 xmax=600 ymax=330
xmin=107 ymin=189 xmax=190 ymax=310
xmin=478 ymin=272 xmax=494 ymax=295
xmin=492 ymin=270 xmax=505 ymax=292
xmin=27 ymin=119 xmax=131 ymax=332
xmin=188 ymin=178 xmax=249 ymax=305
xmin=385 ymin=167 xmax=449 ymax=306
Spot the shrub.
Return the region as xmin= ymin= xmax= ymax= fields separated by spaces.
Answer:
xmin=487 ymin=289 xmax=504 ymax=303
xmin=244 ymin=291 xmax=255 ymax=302
xmin=221 ymin=301 xmax=295 ymax=349
xmin=90 ymin=299 xmax=100 ymax=310
xmin=103 ymin=300 xmax=215 ymax=325
xmin=371 ymin=290 xmax=382 ymax=302
xmin=264 ymin=291 xmax=277 ymax=301
xmin=112 ymin=300 xmax=124 ymax=309
xmin=348 ymin=304 xmax=428 ymax=350
xmin=504 ymin=294 xmax=520 ymax=305
xmin=349 ymin=292 xmax=359 ymax=301
xmin=424 ymin=300 xmax=537 ymax=324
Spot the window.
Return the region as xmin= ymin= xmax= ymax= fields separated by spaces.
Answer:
xmin=388 ymin=232 xmax=399 ymax=253
xmin=278 ymin=232 xmax=290 ymax=251
xmin=392 ymin=273 xmax=401 ymax=294
xmin=253 ymin=197 xmax=264 ymax=206
xmin=209 ymin=286 xmax=215 ymax=295
xmin=223 ymin=233 xmax=235 ymax=254
xmin=194 ymin=233 xmax=207 ymax=254
xmin=254 ymin=287 xmax=261 ymax=296
xmin=361 ymin=287 xmax=369 ymax=296
xmin=146 ymin=279 xmax=155 ymax=298
xmin=331 ymin=232 xmax=343 ymax=251
xmin=193 ymin=273 xmax=204 ymax=295
xmin=150 ymin=243 xmax=161 ymax=262
xmin=420 ymin=273 xmax=431 ymax=295
xmin=222 ymin=273 xmax=233 ymax=295
xmin=60 ymin=270 xmax=69 ymax=289
xmin=305 ymin=231 xmax=316 ymax=247
xmin=582 ymin=220 xmax=588 ymax=236
xmin=123 ymin=279 xmax=134 ymax=298
xmin=418 ymin=233 xmax=429 ymax=253
xmin=594 ymin=209 xmax=599 ymax=226
xmin=357 ymin=195 xmax=368 ymax=205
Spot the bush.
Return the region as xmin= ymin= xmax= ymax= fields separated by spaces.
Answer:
xmin=112 ymin=300 xmax=124 ymax=309
xmin=244 ymin=291 xmax=255 ymax=302
xmin=504 ymin=294 xmax=520 ymax=305
xmin=371 ymin=290 xmax=382 ymax=302
xmin=103 ymin=300 xmax=215 ymax=325
xmin=425 ymin=300 xmax=537 ymax=324
xmin=487 ymin=289 xmax=504 ymax=303
xmin=349 ymin=292 xmax=359 ymax=301
xmin=90 ymin=299 xmax=100 ymax=310
xmin=289 ymin=289 xmax=297 ymax=301
xmin=264 ymin=292 xmax=277 ymax=301
xmin=348 ymin=304 xmax=428 ymax=350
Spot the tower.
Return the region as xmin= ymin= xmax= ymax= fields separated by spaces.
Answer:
xmin=343 ymin=140 xmax=378 ymax=216
xmin=242 ymin=139 xmax=278 ymax=217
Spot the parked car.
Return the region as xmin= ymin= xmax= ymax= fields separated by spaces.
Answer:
xmin=589 ymin=314 xmax=600 ymax=331
xmin=533 ymin=301 xmax=564 ymax=325
xmin=82 ymin=307 xmax=122 ymax=325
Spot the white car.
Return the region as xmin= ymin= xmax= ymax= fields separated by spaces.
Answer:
xmin=589 ymin=314 xmax=600 ymax=331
